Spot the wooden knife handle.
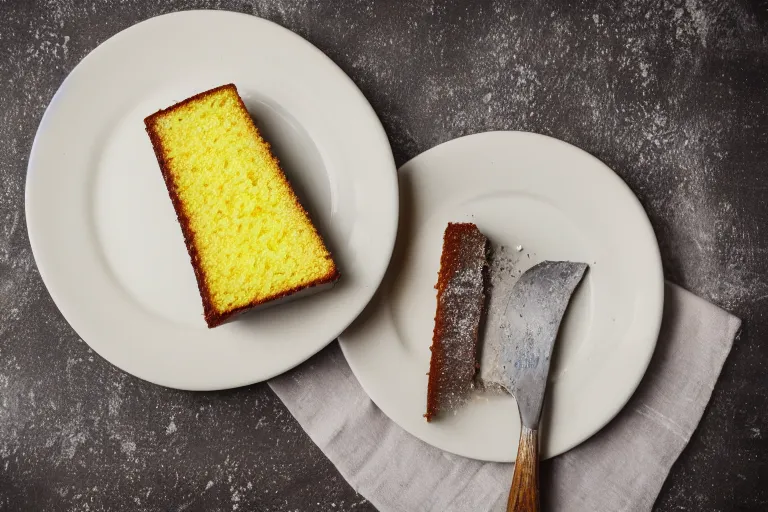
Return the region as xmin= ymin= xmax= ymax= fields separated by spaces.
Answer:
xmin=507 ymin=426 xmax=539 ymax=512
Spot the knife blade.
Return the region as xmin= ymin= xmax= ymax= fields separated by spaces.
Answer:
xmin=495 ymin=260 xmax=587 ymax=426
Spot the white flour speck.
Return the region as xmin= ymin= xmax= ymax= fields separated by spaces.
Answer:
xmin=121 ymin=440 xmax=136 ymax=458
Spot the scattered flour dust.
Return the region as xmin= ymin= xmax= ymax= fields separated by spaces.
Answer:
xmin=121 ymin=440 xmax=136 ymax=458
xmin=478 ymin=244 xmax=524 ymax=391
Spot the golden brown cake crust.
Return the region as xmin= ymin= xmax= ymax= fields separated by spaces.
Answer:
xmin=425 ymin=222 xmax=488 ymax=422
xmin=144 ymin=84 xmax=339 ymax=328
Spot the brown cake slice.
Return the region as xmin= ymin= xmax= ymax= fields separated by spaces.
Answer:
xmin=425 ymin=223 xmax=489 ymax=422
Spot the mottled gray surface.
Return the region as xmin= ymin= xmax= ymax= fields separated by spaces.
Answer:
xmin=1 ymin=0 xmax=767 ymax=510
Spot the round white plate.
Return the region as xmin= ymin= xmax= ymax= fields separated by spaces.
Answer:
xmin=25 ymin=11 xmax=398 ymax=390
xmin=339 ymin=131 xmax=663 ymax=462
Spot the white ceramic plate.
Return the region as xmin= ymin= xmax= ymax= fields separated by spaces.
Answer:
xmin=25 ymin=11 xmax=398 ymax=390
xmin=339 ymin=131 xmax=663 ymax=462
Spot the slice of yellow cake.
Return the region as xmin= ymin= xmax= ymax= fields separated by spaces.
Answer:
xmin=144 ymin=84 xmax=339 ymax=328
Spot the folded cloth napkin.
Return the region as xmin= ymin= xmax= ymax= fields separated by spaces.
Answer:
xmin=270 ymin=283 xmax=741 ymax=512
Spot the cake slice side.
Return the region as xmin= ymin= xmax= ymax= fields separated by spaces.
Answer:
xmin=144 ymin=84 xmax=339 ymax=327
xmin=425 ymin=223 xmax=489 ymax=422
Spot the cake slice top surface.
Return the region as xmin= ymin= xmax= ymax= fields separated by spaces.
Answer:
xmin=425 ymin=222 xmax=488 ymax=421
xmin=145 ymin=85 xmax=337 ymax=319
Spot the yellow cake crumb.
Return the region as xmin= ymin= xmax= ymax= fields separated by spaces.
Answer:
xmin=145 ymin=84 xmax=338 ymax=326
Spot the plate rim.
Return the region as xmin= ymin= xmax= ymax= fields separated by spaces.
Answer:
xmin=339 ymin=130 xmax=664 ymax=461
xmin=25 ymin=10 xmax=399 ymax=390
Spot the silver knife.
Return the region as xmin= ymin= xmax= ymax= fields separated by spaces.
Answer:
xmin=491 ymin=260 xmax=587 ymax=512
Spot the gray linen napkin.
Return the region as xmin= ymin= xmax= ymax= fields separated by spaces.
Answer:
xmin=270 ymin=283 xmax=741 ymax=512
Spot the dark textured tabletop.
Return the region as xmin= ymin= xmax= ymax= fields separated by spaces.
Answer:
xmin=1 ymin=0 xmax=767 ymax=510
